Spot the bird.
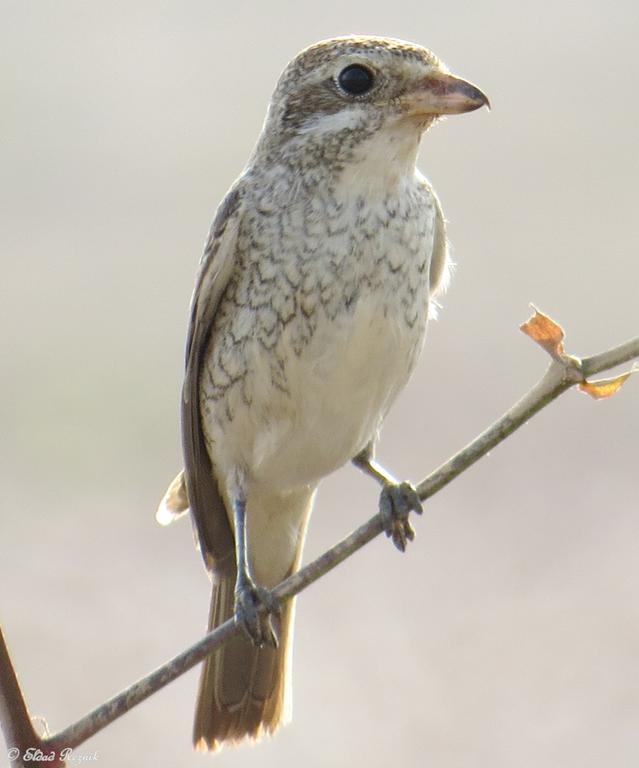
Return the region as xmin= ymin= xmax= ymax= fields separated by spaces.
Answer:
xmin=157 ymin=35 xmax=488 ymax=752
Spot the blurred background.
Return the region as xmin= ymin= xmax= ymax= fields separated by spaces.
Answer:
xmin=1 ymin=1 xmax=638 ymax=766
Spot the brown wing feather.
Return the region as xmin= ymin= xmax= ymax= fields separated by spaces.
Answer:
xmin=182 ymin=184 xmax=243 ymax=575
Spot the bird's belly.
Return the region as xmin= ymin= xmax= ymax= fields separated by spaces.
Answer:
xmin=245 ymin=295 xmax=426 ymax=489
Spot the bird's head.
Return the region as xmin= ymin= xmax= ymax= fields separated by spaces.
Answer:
xmin=253 ymin=36 xmax=488 ymax=177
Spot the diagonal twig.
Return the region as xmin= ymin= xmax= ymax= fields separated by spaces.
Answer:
xmin=1 ymin=310 xmax=637 ymax=763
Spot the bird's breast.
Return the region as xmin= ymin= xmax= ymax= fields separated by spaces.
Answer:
xmin=202 ymin=180 xmax=436 ymax=490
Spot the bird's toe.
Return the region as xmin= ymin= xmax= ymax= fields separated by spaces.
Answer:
xmin=234 ymin=579 xmax=280 ymax=648
xmin=379 ymin=481 xmax=423 ymax=552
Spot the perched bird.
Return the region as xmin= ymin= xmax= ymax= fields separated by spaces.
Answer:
xmin=158 ymin=35 xmax=488 ymax=752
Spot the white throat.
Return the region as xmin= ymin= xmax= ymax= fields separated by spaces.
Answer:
xmin=337 ymin=117 xmax=421 ymax=196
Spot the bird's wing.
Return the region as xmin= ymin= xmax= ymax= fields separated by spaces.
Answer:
xmin=181 ymin=183 xmax=244 ymax=574
xmin=428 ymin=188 xmax=449 ymax=296
xmin=414 ymin=173 xmax=449 ymax=297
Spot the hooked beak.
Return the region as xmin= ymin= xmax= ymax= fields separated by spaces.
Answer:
xmin=403 ymin=70 xmax=490 ymax=116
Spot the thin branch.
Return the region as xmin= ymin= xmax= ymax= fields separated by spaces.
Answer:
xmin=581 ymin=336 xmax=639 ymax=377
xmin=1 ymin=313 xmax=637 ymax=760
xmin=417 ymin=359 xmax=574 ymax=499
xmin=0 ymin=629 xmax=62 ymax=768
xmin=44 ymin=513 xmax=386 ymax=753
xmin=44 ymin=621 xmax=238 ymax=754
xmin=0 ymin=628 xmax=37 ymax=748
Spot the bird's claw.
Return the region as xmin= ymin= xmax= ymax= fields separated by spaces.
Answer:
xmin=234 ymin=578 xmax=280 ymax=648
xmin=379 ymin=481 xmax=423 ymax=552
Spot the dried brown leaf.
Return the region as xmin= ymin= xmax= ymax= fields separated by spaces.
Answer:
xmin=578 ymin=371 xmax=633 ymax=400
xmin=520 ymin=307 xmax=566 ymax=360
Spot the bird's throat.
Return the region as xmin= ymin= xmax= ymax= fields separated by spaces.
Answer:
xmin=336 ymin=120 xmax=422 ymax=196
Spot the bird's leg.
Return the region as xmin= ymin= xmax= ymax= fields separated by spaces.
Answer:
xmin=232 ymin=495 xmax=280 ymax=648
xmin=352 ymin=443 xmax=423 ymax=553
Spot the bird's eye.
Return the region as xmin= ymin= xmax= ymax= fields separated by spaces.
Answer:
xmin=337 ymin=64 xmax=374 ymax=96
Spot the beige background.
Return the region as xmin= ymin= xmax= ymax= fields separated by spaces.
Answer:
xmin=1 ymin=1 xmax=638 ymax=766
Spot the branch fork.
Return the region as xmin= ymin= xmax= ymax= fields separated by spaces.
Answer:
xmin=521 ymin=306 xmax=633 ymax=399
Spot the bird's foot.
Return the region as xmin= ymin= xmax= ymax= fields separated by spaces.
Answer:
xmin=234 ymin=577 xmax=280 ymax=648
xmin=379 ymin=481 xmax=423 ymax=552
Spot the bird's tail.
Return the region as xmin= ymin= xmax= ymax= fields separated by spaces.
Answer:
xmin=193 ymin=486 xmax=314 ymax=751
xmin=193 ymin=572 xmax=295 ymax=751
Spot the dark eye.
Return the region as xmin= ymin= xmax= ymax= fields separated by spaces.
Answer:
xmin=337 ymin=64 xmax=374 ymax=96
